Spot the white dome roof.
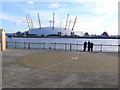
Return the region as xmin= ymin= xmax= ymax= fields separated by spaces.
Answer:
xmin=28 ymin=27 xmax=78 ymax=36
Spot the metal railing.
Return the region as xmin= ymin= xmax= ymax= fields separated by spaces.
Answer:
xmin=6 ymin=42 xmax=120 ymax=52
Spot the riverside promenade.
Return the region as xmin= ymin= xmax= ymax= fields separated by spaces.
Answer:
xmin=2 ymin=49 xmax=118 ymax=88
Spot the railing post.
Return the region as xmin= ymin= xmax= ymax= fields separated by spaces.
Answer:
xmin=54 ymin=43 xmax=56 ymax=50
xmin=44 ymin=43 xmax=45 ymax=50
xmin=70 ymin=43 xmax=72 ymax=51
xmin=28 ymin=43 xmax=30 ymax=49
xmin=77 ymin=43 xmax=78 ymax=51
xmin=39 ymin=43 xmax=41 ymax=49
xmin=15 ymin=42 xmax=16 ymax=48
xmin=100 ymin=44 xmax=102 ymax=52
xmin=118 ymin=45 xmax=120 ymax=53
xmin=6 ymin=42 xmax=8 ymax=48
xmin=65 ymin=43 xmax=67 ymax=50
xmin=24 ymin=42 xmax=25 ymax=49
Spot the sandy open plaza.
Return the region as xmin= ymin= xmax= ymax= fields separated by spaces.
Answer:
xmin=2 ymin=49 xmax=118 ymax=88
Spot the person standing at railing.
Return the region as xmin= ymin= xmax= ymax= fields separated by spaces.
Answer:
xmin=90 ymin=42 xmax=94 ymax=51
xmin=83 ymin=41 xmax=87 ymax=51
xmin=88 ymin=41 xmax=91 ymax=51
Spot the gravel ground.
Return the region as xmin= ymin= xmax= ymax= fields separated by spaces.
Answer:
xmin=18 ymin=51 xmax=118 ymax=74
xmin=2 ymin=49 xmax=118 ymax=88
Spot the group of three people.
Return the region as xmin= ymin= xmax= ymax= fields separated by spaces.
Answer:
xmin=83 ymin=41 xmax=94 ymax=51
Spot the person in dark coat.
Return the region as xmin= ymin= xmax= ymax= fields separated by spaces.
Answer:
xmin=90 ymin=42 xmax=94 ymax=51
xmin=88 ymin=41 xmax=91 ymax=51
xmin=83 ymin=41 xmax=87 ymax=51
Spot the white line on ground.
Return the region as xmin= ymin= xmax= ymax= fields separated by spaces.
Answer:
xmin=39 ymin=57 xmax=80 ymax=71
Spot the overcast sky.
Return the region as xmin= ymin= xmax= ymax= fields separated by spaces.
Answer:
xmin=0 ymin=0 xmax=119 ymax=35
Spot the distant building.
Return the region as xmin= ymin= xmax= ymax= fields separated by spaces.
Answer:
xmin=16 ymin=31 xmax=22 ymax=36
xmin=84 ymin=32 xmax=89 ymax=37
xmin=101 ymin=32 xmax=109 ymax=37
xmin=7 ymin=13 xmax=82 ymax=37
xmin=6 ymin=33 xmax=16 ymax=37
xmin=27 ymin=27 xmax=78 ymax=36
xmin=22 ymin=13 xmax=80 ymax=37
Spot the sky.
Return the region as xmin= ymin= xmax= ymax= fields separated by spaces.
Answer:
xmin=0 ymin=0 xmax=119 ymax=35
